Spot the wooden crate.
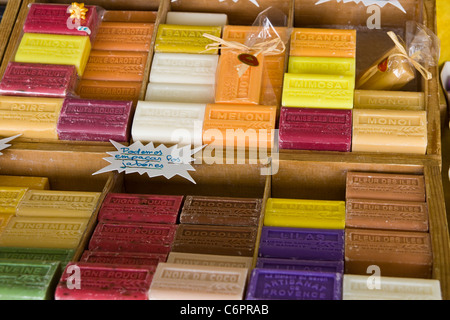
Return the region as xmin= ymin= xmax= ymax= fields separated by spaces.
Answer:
xmin=0 ymin=0 xmax=22 ymax=69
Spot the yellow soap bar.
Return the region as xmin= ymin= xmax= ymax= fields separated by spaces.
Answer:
xmin=14 ymin=33 xmax=92 ymax=75
xmin=0 ymin=213 xmax=13 ymax=231
xmin=288 ymin=56 xmax=356 ymax=77
xmin=154 ymin=24 xmax=222 ymax=54
xmin=0 ymin=96 xmax=63 ymax=140
xmin=264 ymin=198 xmax=346 ymax=229
xmin=16 ymin=190 xmax=101 ymax=218
xmin=0 ymin=175 xmax=50 ymax=190
xmin=282 ymin=73 xmax=354 ymax=109
xmin=0 ymin=216 xmax=89 ymax=249
xmin=354 ymin=90 xmax=425 ymax=111
xmin=0 ymin=187 xmax=28 ymax=214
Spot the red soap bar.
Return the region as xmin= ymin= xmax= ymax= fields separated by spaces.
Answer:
xmin=279 ymin=107 xmax=352 ymax=152
xmin=88 ymin=222 xmax=178 ymax=254
xmin=24 ymin=3 xmax=99 ymax=41
xmin=80 ymin=250 xmax=167 ymax=270
xmin=98 ymin=193 xmax=183 ymax=224
xmin=56 ymin=97 xmax=133 ymax=142
xmin=55 ymin=262 xmax=153 ymax=300
xmin=0 ymin=62 xmax=78 ymax=98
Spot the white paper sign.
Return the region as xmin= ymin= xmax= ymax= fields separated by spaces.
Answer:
xmin=0 ymin=134 xmax=21 ymax=155
xmin=93 ymin=140 xmax=205 ymax=184
xmin=315 ymin=0 xmax=406 ymax=13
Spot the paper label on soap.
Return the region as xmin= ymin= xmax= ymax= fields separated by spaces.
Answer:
xmin=315 ymin=0 xmax=406 ymax=13
xmin=0 ymin=134 xmax=21 ymax=155
xmin=93 ymin=140 xmax=204 ymax=184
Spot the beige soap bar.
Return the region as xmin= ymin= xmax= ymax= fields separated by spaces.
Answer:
xmin=16 ymin=190 xmax=101 ymax=218
xmin=0 ymin=187 xmax=28 ymax=214
xmin=0 ymin=175 xmax=50 ymax=190
xmin=149 ymin=263 xmax=248 ymax=300
xmin=354 ymin=90 xmax=425 ymax=111
xmin=167 ymin=252 xmax=253 ymax=269
xmin=352 ymin=109 xmax=427 ymax=154
xmin=343 ymin=274 xmax=442 ymax=300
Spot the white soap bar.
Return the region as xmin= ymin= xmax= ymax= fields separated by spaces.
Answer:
xmin=131 ymin=101 xmax=206 ymax=145
xmin=166 ymin=12 xmax=228 ymax=27
xmin=145 ymin=83 xmax=215 ymax=104
xmin=149 ymin=53 xmax=219 ymax=85
xmin=343 ymin=274 xmax=442 ymax=300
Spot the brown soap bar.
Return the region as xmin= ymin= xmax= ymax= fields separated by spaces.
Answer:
xmin=346 ymin=199 xmax=429 ymax=232
xmin=77 ymin=80 xmax=142 ymax=103
xmin=171 ymin=224 xmax=258 ymax=257
xmin=345 ymin=228 xmax=433 ymax=279
xmin=179 ymin=196 xmax=263 ymax=227
xmin=93 ymin=22 xmax=154 ymax=51
xmin=346 ymin=172 xmax=426 ymax=202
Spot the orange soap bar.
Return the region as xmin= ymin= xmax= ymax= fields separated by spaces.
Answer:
xmin=222 ymin=25 xmax=288 ymax=51
xmin=77 ymin=80 xmax=142 ymax=103
xmin=83 ymin=51 xmax=148 ymax=82
xmin=290 ymin=28 xmax=357 ymax=58
xmin=202 ymin=104 xmax=277 ymax=148
xmin=102 ymin=11 xmax=158 ymax=23
xmin=93 ymin=22 xmax=154 ymax=51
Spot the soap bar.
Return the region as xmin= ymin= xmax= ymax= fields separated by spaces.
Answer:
xmin=88 ymin=222 xmax=178 ymax=254
xmin=0 ymin=247 xmax=75 ymax=267
xmin=0 ymin=175 xmax=49 ymax=190
xmin=0 ymin=187 xmax=28 ymax=214
xmin=246 ymin=268 xmax=343 ymax=300
xmin=343 ymin=274 xmax=442 ymax=300
xmin=0 ymin=216 xmax=89 ymax=249
xmin=154 ymin=24 xmax=222 ymax=54
xmin=102 ymin=10 xmax=158 ymax=22
xmin=80 ymin=251 xmax=167 ymax=269
xmin=0 ymin=213 xmax=13 ymax=231
xmin=16 ymin=190 xmax=101 ymax=218
xmin=171 ymin=224 xmax=257 ymax=257
xmin=346 ymin=199 xmax=429 ymax=232
xmin=256 ymin=258 xmax=344 ymax=274
xmin=0 ymin=260 xmax=61 ymax=300
xmin=264 ymin=198 xmax=346 ymax=229
xmin=149 ymin=52 xmax=219 ymax=85
xmin=346 ymin=172 xmax=426 ymax=202
xmin=290 ymin=28 xmax=356 ymax=58
xmin=282 ymin=73 xmax=355 ymax=109
xmin=202 ymin=104 xmax=277 ymax=148
xmin=259 ymin=226 xmax=345 ymax=261
xmin=166 ymin=12 xmax=228 ymax=27
xmin=260 ymin=55 xmax=286 ymax=106
xmin=179 ymin=195 xmax=262 ymax=226
xmin=215 ymin=51 xmax=264 ymax=105
xmin=93 ymin=22 xmax=154 ymax=51
xmin=354 ymin=90 xmax=425 ymax=111
xmin=15 ymin=33 xmax=92 ymax=76
xmin=55 ymin=262 xmax=154 ymax=300
xmin=222 ymin=25 xmax=288 ymax=49
xmin=149 ymin=263 xmax=248 ymax=300
xmin=278 ymin=107 xmax=352 ymax=152
xmin=288 ymin=56 xmax=356 ymax=77
xmin=0 ymin=96 xmax=63 ymax=140
xmin=352 ymin=109 xmax=428 ymax=154
xmin=23 ymin=3 xmax=99 ymax=40
xmin=167 ymin=252 xmax=253 ymax=269
xmin=145 ymin=83 xmax=215 ymax=104
xmin=345 ymin=228 xmax=433 ymax=279
xmin=98 ymin=193 xmax=183 ymax=224
xmin=77 ymin=80 xmax=142 ymax=103
xmin=56 ymin=98 xmax=133 ymax=142
xmin=131 ymin=101 xmax=206 ymax=145
xmin=0 ymin=62 xmax=78 ymax=98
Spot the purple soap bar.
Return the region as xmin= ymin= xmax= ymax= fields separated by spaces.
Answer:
xmin=246 ymin=268 xmax=342 ymax=300
xmin=0 ymin=62 xmax=78 ymax=98
xmin=56 ymin=98 xmax=133 ymax=142
xmin=259 ymin=226 xmax=345 ymax=261
xmin=24 ymin=3 xmax=99 ymax=41
xmin=98 ymin=193 xmax=183 ymax=224
xmin=278 ymin=107 xmax=352 ymax=152
xmin=256 ymin=258 xmax=344 ymax=274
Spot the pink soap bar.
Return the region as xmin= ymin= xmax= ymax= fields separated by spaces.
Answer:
xmin=98 ymin=193 xmax=183 ymax=224
xmin=279 ymin=107 xmax=352 ymax=152
xmin=88 ymin=222 xmax=178 ymax=254
xmin=0 ymin=62 xmax=78 ymax=98
xmin=56 ymin=97 xmax=132 ymax=142
xmin=80 ymin=250 xmax=167 ymax=271
xmin=55 ymin=262 xmax=153 ymax=300
xmin=23 ymin=3 xmax=99 ymax=41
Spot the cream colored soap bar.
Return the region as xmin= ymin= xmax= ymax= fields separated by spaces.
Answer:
xmin=0 ymin=187 xmax=28 ymax=214
xmin=354 ymin=90 xmax=425 ymax=111
xmin=149 ymin=263 xmax=248 ymax=300
xmin=352 ymin=109 xmax=427 ymax=154
xmin=0 ymin=96 xmax=63 ymax=140
xmin=166 ymin=12 xmax=228 ymax=27
xmin=0 ymin=176 xmax=50 ymax=190
xmin=343 ymin=274 xmax=442 ymax=300
xmin=16 ymin=190 xmax=101 ymax=218
xmin=167 ymin=252 xmax=253 ymax=269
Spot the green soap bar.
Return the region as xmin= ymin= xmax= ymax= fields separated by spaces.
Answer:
xmin=0 ymin=247 xmax=75 ymax=270
xmin=0 ymin=259 xmax=61 ymax=300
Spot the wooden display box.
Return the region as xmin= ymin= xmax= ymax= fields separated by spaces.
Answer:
xmin=0 ymin=0 xmax=22 ymax=70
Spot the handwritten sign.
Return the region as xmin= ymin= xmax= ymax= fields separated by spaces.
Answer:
xmin=93 ymin=140 xmax=204 ymax=184
xmin=315 ymin=0 xmax=406 ymax=13
xmin=0 ymin=135 xmax=21 ymax=155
